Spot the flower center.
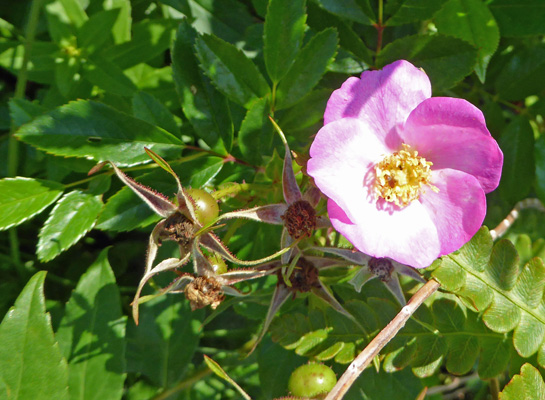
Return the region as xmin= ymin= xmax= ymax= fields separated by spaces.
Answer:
xmin=373 ymin=143 xmax=437 ymax=207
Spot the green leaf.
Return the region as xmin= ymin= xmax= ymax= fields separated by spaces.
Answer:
xmin=500 ymin=363 xmax=545 ymax=400
xmin=45 ymin=0 xmax=77 ymax=44
xmin=307 ymin=2 xmax=373 ymax=66
xmin=82 ymin=55 xmax=137 ymax=96
xmin=258 ymin=339 xmax=306 ymax=399
xmin=105 ymin=0 xmax=131 ymax=44
xmin=314 ymin=0 xmax=372 ymax=25
xmin=187 ymin=156 xmax=224 ymax=188
xmin=126 ymin=295 xmax=204 ymax=387
xmin=478 ymin=337 xmax=511 ymax=378
xmin=350 ymin=368 xmax=424 ymax=400
xmin=132 ymin=91 xmax=179 ymax=136
xmin=37 ymin=190 xmax=103 ymax=262
xmin=386 ymin=0 xmax=448 ymax=26
xmin=270 ymin=306 xmax=367 ymax=365
xmin=59 ymin=0 xmax=88 ymax=27
xmin=411 ymin=335 xmax=447 ymax=378
xmin=445 ymin=335 xmax=479 ymax=375
xmin=497 ymin=117 xmax=535 ymax=205
xmin=171 ymin=20 xmax=232 ymax=154
xmin=9 ymin=98 xmax=46 ymax=128
xmin=535 ymin=135 xmax=545 ymax=205
xmin=495 ymin=45 xmax=545 ymax=101
xmin=0 ymin=41 xmax=57 ymax=85
xmin=103 ymin=19 xmax=178 ymax=70
xmin=55 ymin=249 xmax=126 ymax=400
xmin=0 ymin=177 xmax=64 ymax=231
xmin=16 ymin=100 xmax=183 ymax=166
xmin=0 ymin=272 xmax=69 ymax=400
xmin=279 ymin=89 xmax=330 ymax=133
xmin=489 ymin=0 xmax=545 ymax=37
xmin=238 ymin=97 xmax=274 ymax=165
xmin=376 ymin=34 xmax=478 ymax=91
xmin=434 ymin=0 xmax=500 ymax=82
xmin=203 ymin=356 xmax=251 ymax=400
xmin=264 ymin=0 xmax=306 ymax=83
xmin=432 ymin=227 xmax=545 ymax=363
xmin=172 ymin=0 xmax=255 ymax=43
xmin=275 ymin=28 xmax=338 ymax=110
xmin=195 ymin=33 xmax=270 ymax=108
xmin=77 ymin=9 xmax=120 ymax=54
xmin=55 ymin=54 xmax=81 ymax=97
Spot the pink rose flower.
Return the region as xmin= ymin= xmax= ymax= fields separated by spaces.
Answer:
xmin=307 ymin=60 xmax=503 ymax=268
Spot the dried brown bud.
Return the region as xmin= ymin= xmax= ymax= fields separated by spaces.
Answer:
xmin=161 ymin=212 xmax=195 ymax=252
xmin=184 ymin=276 xmax=225 ymax=310
xmin=285 ymin=257 xmax=320 ymax=293
xmin=282 ymin=200 xmax=316 ymax=239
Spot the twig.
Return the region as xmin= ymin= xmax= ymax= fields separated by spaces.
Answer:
xmin=490 ymin=198 xmax=545 ymax=240
xmin=324 ymin=279 xmax=441 ymax=400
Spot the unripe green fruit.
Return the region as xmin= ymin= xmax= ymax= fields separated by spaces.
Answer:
xmin=208 ymin=253 xmax=227 ymax=275
xmin=186 ymin=188 xmax=219 ymax=226
xmin=288 ymin=363 xmax=336 ymax=398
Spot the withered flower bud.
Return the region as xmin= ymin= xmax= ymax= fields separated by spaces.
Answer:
xmin=285 ymin=257 xmax=320 ymax=293
xmin=161 ymin=212 xmax=196 ymax=253
xmin=282 ymin=200 xmax=317 ymax=239
xmin=184 ymin=276 xmax=225 ymax=310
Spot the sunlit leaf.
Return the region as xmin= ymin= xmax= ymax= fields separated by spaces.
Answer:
xmin=0 ymin=177 xmax=64 ymax=231
xmin=0 ymin=272 xmax=69 ymax=400
xmin=16 ymin=100 xmax=183 ymax=166
xmin=56 ymin=249 xmax=126 ymax=400
xmin=37 ymin=190 xmax=103 ymax=262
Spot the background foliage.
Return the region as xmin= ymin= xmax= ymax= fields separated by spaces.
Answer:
xmin=1 ymin=0 xmax=545 ymax=399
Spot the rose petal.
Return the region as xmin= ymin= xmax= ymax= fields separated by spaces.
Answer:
xmin=402 ymin=97 xmax=503 ymax=193
xmin=324 ymin=60 xmax=431 ymax=141
xmin=327 ymin=198 xmax=440 ymax=269
xmin=421 ymin=169 xmax=487 ymax=256
xmin=327 ymin=168 xmax=487 ymax=268
xmin=308 ymin=118 xmax=393 ymax=222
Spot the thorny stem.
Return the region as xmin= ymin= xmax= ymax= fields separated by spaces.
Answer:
xmin=324 ymin=279 xmax=441 ymax=400
xmin=9 ymin=0 xmax=43 ymax=276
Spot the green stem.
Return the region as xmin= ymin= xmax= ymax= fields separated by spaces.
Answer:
xmin=9 ymin=0 xmax=43 ymax=276
xmin=375 ymin=0 xmax=384 ymax=55
xmin=152 ymin=368 xmax=212 ymax=400
xmin=489 ymin=377 xmax=500 ymax=400
xmin=212 ymin=183 xmax=270 ymax=200
xmin=271 ymin=81 xmax=278 ymax=112
xmin=64 ymin=152 xmax=209 ymax=190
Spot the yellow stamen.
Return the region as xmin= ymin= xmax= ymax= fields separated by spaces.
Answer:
xmin=373 ymin=143 xmax=438 ymax=207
